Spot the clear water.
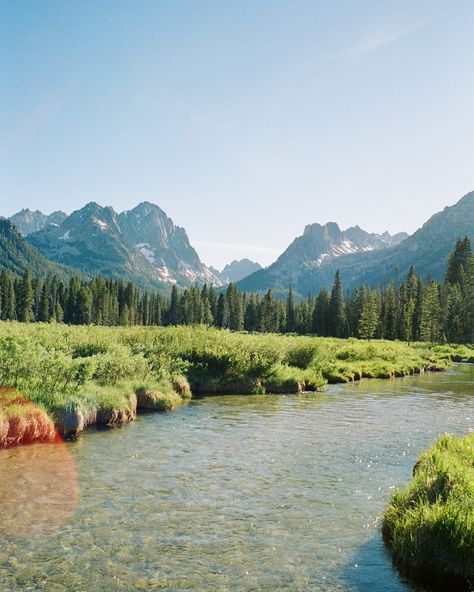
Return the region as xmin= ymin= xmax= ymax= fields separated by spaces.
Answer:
xmin=1 ymin=365 xmax=473 ymax=591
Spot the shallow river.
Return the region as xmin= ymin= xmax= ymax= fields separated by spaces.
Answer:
xmin=0 ymin=365 xmax=473 ymax=591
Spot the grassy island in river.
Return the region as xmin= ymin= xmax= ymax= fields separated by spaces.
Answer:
xmin=382 ymin=433 xmax=474 ymax=587
xmin=0 ymin=322 xmax=473 ymax=447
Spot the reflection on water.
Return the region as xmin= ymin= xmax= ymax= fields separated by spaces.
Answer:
xmin=0 ymin=364 xmax=473 ymax=591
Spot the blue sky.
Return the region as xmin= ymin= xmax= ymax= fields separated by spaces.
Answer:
xmin=1 ymin=0 xmax=473 ymax=268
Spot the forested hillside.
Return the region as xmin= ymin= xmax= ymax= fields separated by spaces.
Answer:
xmin=0 ymin=219 xmax=80 ymax=280
xmin=25 ymin=201 xmax=221 ymax=290
xmin=1 ymin=237 xmax=472 ymax=343
xmin=238 ymin=192 xmax=474 ymax=296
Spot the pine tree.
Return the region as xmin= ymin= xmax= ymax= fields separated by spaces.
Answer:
xmin=404 ymin=299 xmax=415 ymax=344
xmin=445 ymin=236 xmax=472 ymax=285
xmin=118 ymin=303 xmax=127 ymax=325
xmin=179 ymin=289 xmax=193 ymax=324
xmin=413 ymin=278 xmax=424 ymax=341
xmin=277 ymin=300 xmax=287 ymax=333
xmin=381 ymin=284 xmax=396 ymax=339
xmin=358 ymin=290 xmax=379 ymax=340
xmin=54 ymin=301 xmax=64 ymax=323
xmin=329 ymin=271 xmax=347 ymax=337
xmin=227 ymin=283 xmax=244 ymax=331
xmin=0 ymin=269 xmax=15 ymax=320
xmin=260 ymin=290 xmax=278 ymax=332
xmin=420 ymin=280 xmax=441 ymax=342
xmin=397 ymin=282 xmax=407 ymax=341
xmin=169 ymin=285 xmax=179 ymax=325
xmin=286 ymin=287 xmax=295 ymax=333
xmin=77 ymin=286 xmax=93 ymax=325
xmin=244 ymin=295 xmax=258 ymax=331
xmin=216 ymin=293 xmax=229 ymax=328
xmin=312 ymin=288 xmax=330 ymax=336
xmin=38 ymin=282 xmax=51 ymax=322
xmin=65 ymin=277 xmax=81 ymax=323
xmin=351 ymin=284 xmax=368 ymax=338
xmin=464 ymin=254 xmax=474 ymax=343
xmin=17 ymin=269 xmax=34 ymax=322
xmin=208 ymin=285 xmax=218 ymax=319
xmin=200 ymin=285 xmax=214 ymax=325
xmin=442 ymin=283 xmax=463 ymax=342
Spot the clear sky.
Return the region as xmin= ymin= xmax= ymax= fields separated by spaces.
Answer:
xmin=1 ymin=1 xmax=473 ymax=269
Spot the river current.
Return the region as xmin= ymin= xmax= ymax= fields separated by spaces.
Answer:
xmin=0 ymin=364 xmax=473 ymax=591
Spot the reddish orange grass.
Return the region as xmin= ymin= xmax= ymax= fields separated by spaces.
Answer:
xmin=0 ymin=387 xmax=57 ymax=448
xmin=0 ymin=387 xmax=79 ymax=535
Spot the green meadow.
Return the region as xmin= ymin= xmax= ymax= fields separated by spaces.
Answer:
xmin=1 ymin=321 xmax=473 ymax=584
xmin=0 ymin=321 xmax=472 ymax=446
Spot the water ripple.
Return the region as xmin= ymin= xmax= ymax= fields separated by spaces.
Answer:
xmin=0 ymin=365 xmax=473 ymax=591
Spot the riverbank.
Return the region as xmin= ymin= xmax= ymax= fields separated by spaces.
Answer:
xmin=2 ymin=364 xmax=473 ymax=591
xmin=0 ymin=322 xmax=472 ymax=447
xmin=382 ymin=432 xmax=474 ymax=588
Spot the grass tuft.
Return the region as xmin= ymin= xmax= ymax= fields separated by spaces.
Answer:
xmin=382 ymin=433 xmax=474 ymax=584
xmin=0 ymin=387 xmax=56 ymax=447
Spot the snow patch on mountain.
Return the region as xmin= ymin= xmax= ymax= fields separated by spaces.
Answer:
xmin=156 ymin=266 xmax=177 ymax=284
xmin=93 ymin=218 xmax=108 ymax=231
xmin=136 ymin=243 xmax=156 ymax=264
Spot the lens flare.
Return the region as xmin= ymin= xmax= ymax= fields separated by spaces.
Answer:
xmin=0 ymin=388 xmax=79 ymax=536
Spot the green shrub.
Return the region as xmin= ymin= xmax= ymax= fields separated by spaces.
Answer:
xmin=92 ymin=345 xmax=148 ymax=386
xmin=283 ymin=343 xmax=317 ymax=369
xmin=0 ymin=321 xmax=462 ymax=437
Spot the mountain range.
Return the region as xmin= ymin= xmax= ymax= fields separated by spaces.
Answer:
xmin=9 ymin=209 xmax=67 ymax=236
xmin=211 ymin=259 xmax=263 ymax=284
xmin=2 ymin=191 xmax=473 ymax=295
xmin=14 ymin=202 xmax=221 ymax=290
xmin=238 ymin=191 xmax=474 ymax=295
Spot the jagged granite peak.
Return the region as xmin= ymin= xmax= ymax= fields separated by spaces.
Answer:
xmin=47 ymin=211 xmax=68 ymax=226
xmin=59 ymin=201 xmax=123 ymax=238
xmin=118 ymin=201 xmax=221 ymax=286
xmin=26 ymin=201 xmax=222 ymax=290
xmin=274 ymin=221 xmax=402 ymax=272
xmin=344 ymin=225 xmax=408 ymax=249
xmin=237 ymin=191 xmax=473 ymax=296
xmin=327 ymin=190 xmax=474 ymax=292
xmin=9 ymin=208 xmax=67 ymax=236
xmin=27 ymin=202 xmax=154 ymax=288
xmin=217 ymin=259 xmax=263 ymax=284
xmin=390 ymin=231 xmax=410 ymax=245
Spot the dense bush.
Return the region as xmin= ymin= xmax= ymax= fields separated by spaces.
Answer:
xmin=0 ymin=321 xmax=471 ymax=445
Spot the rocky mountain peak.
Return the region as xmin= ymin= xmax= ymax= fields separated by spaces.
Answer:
xmin=216 ymin=259 xmax=263 ymax=284
xmin=9 ymin=208 xmax=67 ymax=236
xmin=23 ymin=201 xmax=221 ymax=290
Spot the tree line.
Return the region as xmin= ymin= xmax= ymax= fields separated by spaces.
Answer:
xmin=0 ymin=237 xmax=472 ymax=343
